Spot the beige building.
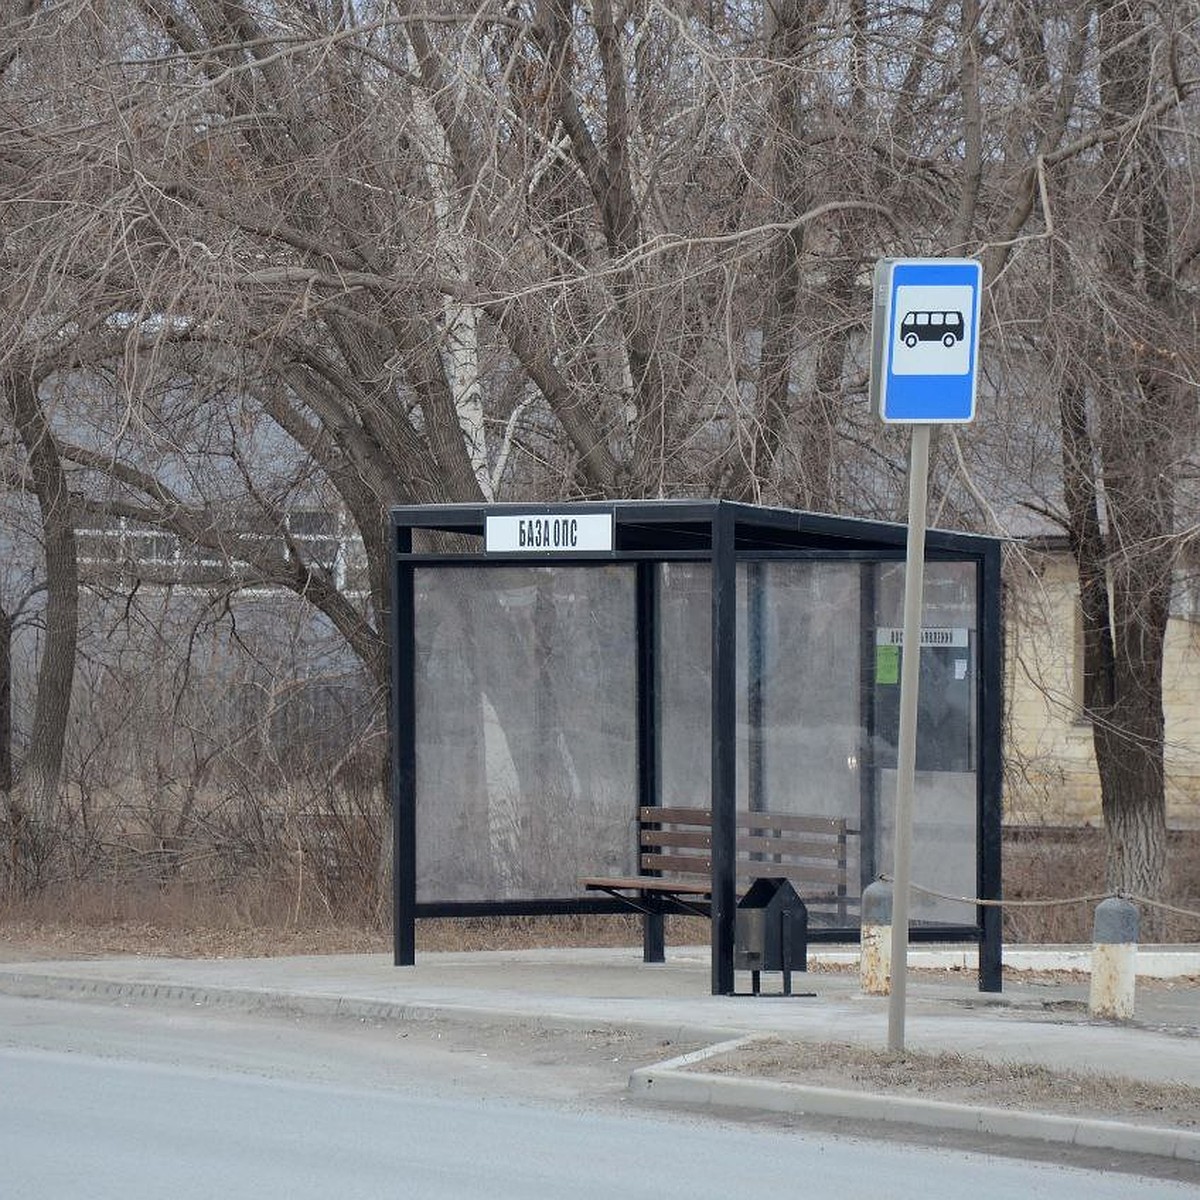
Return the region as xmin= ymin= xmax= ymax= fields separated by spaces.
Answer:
xmin=1005 ymin=543 xmax=1200 ymax=829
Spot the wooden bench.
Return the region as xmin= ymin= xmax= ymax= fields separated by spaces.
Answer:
xmin=581 ymin=806 xmax=856 ymax=923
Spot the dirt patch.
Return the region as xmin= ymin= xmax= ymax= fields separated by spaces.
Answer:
xmin=0 ymin=917 xmax=391 ymax=961
xmin=0 ymin=911 xmax=707 ymax=961
xmin=691 ymin=1037 xmax=1200 ymax=1130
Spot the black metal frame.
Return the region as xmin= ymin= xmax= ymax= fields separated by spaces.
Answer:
xmin=390 ymin=500 xmax=1004 ymax=995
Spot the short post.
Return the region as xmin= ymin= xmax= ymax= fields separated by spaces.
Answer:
xmin=1089 ymin=897 xmax=1139 ymax=1021
xmin=860 ymin=880 xmax=893 ymax=996
xmin=781 ymin=908 xmax=793 ymax=998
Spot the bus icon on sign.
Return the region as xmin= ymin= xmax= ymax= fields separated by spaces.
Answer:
xmin=901 ymin=310 xmax=964 ymax=349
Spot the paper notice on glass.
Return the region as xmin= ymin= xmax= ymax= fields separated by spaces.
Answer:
xmin=876 ymin=644 xmax=900 ymax=685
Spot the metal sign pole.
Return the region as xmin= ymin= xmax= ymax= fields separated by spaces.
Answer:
xmin=872 ymin=256 xmax=982 ymax=1049
xmin=887 ymin=423 xmax=931 ymax=1053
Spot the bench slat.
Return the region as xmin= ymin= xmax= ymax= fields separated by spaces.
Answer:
xmin=738 ymin=812 xmax=850 ymax=836
xmin=737 ymin=834 xmax=846 ymax=860
xmin=578 ymin=875 xmax=711 ymax=896
xmin=638 ymin=806 xmax=712 ymax=826
xmin=641 ymin=852 xmax=712 ymax=876
xmin=638 ymin=806 xmax=853 ymax=837
xmin=640 ymin=828 xmax=712 ymax=850
xmin=641 ymin=833 xmax=844 ymax=861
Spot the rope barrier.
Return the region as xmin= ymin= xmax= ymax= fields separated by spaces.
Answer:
xmin=875 ymin=874 xmax=1200 ymax=923
xmin=1126 ymin=894 xmax=1200 ymax=923
xmin=877 ymin=874 xmax=1111 ymax=909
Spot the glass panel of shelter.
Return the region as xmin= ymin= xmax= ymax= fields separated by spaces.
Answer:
xmin=412 ymin=564 xmax=637 ymax=905
xmin=409 ymin=554 xmax=977 ymax=927
xmin=872 ymin=561 xmax=978 ymax=926
xmin=656 ymin=558 xmax=977 ymax=930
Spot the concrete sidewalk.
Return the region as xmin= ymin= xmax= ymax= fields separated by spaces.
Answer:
xmin=0 ymin=945 xmax=1197 ymax=1162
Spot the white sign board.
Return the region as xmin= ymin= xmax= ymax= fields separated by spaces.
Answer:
xmin=875 ymin=627 xmax=970 ymax=648
xmin=485 ymin=512 xmax=614 ymax=554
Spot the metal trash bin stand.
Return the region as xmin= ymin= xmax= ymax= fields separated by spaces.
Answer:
xmin=733 ymin=878 xmax=808 ymax=996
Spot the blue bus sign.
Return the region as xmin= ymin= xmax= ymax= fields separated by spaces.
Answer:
xmin=871 ymin=258 xmax=982 ymax=423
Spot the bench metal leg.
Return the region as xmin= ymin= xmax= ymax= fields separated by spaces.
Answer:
xmin=642 ymin=911 xmax=665 ymax=963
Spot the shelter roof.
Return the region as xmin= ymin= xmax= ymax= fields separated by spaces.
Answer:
xmin=391 ymin=499 xmax=1004 ymax=558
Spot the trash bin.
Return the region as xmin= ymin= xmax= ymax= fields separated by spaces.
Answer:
xmin=734 ymin=878 xmax=808 ymax=996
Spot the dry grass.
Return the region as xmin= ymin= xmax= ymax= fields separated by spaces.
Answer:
xmin=0 ymin=878 xmax=713 ymax=960
xmin=1002 ymin=827 xmax=1200 ymax=943
xmin=413 ymin=914 xmax=707 ymax=953
xmin=0 ymin=879 xmax=390 ymax=960
xmin=694 ymin=1038 xmax=1200 ymax=1130
xmin=4 ymin=822 xmax=1199 ymax=962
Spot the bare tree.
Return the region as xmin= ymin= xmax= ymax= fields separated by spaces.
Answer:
xmin=1051 ymin=1 xmax=1197 ymax=912
xmin=1 ymin=0 xmax=1198 ymax=916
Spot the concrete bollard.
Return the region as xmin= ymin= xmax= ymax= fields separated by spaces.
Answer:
xmin=1089 ymin=897 xmax=1139 ymax=1020
xmin=860 ymin=880 xmax=893 ymax=996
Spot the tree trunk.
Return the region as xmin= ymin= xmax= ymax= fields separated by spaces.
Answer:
xmin=1093 ymin=710 xmax=1168 ymax=902
xmin=1094 ymin=393 xmax=1176 ymax=923
xmin=1081 ymin=0 xmax=1186 ymax=928
xmin=750 ymin=0 xmax=815 ymax=499
xmin=7 ymin=368 xmax=79 ymax=838
xmin=0 ymin=601 xmax=16 ymax=894
xmin=0 ymin=604 xmax=11 ymax=796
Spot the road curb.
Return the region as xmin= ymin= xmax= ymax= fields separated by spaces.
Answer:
xmin=0 ymin=968 xmax=738 ymax=1053
xmin=628 ymin=1058 xmax=1200 ymax=1163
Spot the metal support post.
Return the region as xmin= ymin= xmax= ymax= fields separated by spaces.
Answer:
xmin=887 ymin=424 xmax=931 ymax=1052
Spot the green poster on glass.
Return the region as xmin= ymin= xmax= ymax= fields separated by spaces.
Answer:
xmin=876 ymin=643 xmax=900 ymax=686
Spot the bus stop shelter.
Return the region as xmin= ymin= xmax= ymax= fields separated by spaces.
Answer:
xmin=390 ymin=500 xmax=1004 ymax=995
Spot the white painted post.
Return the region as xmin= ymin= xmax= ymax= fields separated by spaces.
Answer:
xmin=860 ymin=880 xmax=893 ymax=996
xmin=1089 ymin=897 xmax=1139 ymax=1020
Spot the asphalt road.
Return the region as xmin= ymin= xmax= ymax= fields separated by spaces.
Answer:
xmin=0 ymin=995 xmax=1195 ymax=1199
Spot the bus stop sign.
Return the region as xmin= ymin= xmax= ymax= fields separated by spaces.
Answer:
xmin=871 ymin=258 xmax=982 ymax=423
